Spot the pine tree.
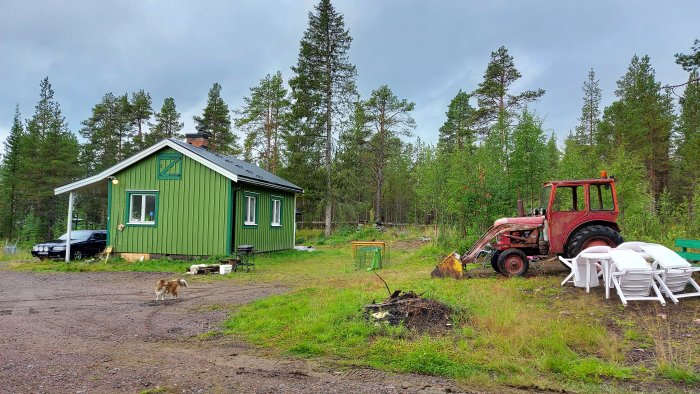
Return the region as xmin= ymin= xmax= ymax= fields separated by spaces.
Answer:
xmin=80 ymin=93 xmax=133 ymax=174
xmin=475 ymin=46 xmax=545 ymax=130
xmin=78 ymin=92 xmax=139 ymax=230
xmin=363 ymin=85 xmax=415 ymax=219
xmin=193 ymin=83 xmax=239 ymax=155
xmin=545 ymin=132 xmax=560 ymax=179
xmin=334 ymin=102 xmax=372 ymax=223
xmin=0 ymin=105 xmax=24 ymax=238
xmin=474 ymin=46 xmax=545 ymax=186
xmin=288 ymin=0 xmax=358 ymax=236
xmin=234 ymin=72 xmax=290 ymax=174
xmin=438 ymin=90 xmax=477 ymax=152
xmin=147 ymin=97 xmax=184 ymax=144
xmin=676 ymin=71 xmax=700 ymax=200
xmin=575 ymin=68 xmax=602 ymax=146
xmin=675 ymin=39 xmax=700 ymax=72
xmin=599 ymin=55 xmax=675 ymax=203
xmin=129 ymin=89 xmax=153 ymax=149
xmin=20 ymin=77 xmax=81 ymax=240
xmin=558 ymin=132 xmax=593 ymax=180
xmin=509 ymin=110 xmax=549 ymax=209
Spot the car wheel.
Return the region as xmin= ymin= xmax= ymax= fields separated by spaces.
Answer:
xmin=72 ymin=250 xmax=83 ymax=260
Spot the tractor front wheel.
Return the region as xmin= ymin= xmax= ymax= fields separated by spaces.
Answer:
xmin=497 ymin=249 xmax=529 ymax=277
xmin=490 ymin=250 xmax=502 ymax=273
xmin=566 ymin=225 xmax=623 ymax=257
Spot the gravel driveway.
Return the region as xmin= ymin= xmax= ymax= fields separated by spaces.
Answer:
xmin=0 ymin=271 xmax=467 ymax=393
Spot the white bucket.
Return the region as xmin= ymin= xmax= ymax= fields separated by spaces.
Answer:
xmin=219 ymin=264 xmax=233 ymax=275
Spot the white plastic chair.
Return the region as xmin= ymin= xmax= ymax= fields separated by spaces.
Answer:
xmin=617 ymin=241 xmax=652 ymax=261
xmin=559 ymin=245 xmax=611 ymax=291
xmin=641 ymin=243 xmax=700 ymax=304
xmin=608 ymin=249 xmax=666 ymax=306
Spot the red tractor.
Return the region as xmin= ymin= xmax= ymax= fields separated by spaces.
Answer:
xmin=432 ymin=174 xmax=624 ymax=278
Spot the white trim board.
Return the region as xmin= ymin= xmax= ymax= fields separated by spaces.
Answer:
xmin=54 ymin=139 xmax=239 ymax=195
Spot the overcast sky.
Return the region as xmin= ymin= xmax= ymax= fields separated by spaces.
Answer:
xmin=1 ymin=0 xmax=698 ymax=148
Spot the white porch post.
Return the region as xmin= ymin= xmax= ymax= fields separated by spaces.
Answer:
xmin=65 ymin=192 xmax=74 ymax=262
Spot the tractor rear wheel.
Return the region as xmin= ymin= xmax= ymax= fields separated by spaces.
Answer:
xmin=497 ymin=249 xmax=529 ymax=277
xmin=566 ymin=225 xmax=623 ymax=257
xmin=490 ymin=250 xmax=502 ymax=273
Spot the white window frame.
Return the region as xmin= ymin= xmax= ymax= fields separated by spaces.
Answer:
xmin=244 ymin=195 xmax=257 ymax=226
xmin=128 ymin=192 xmax=157 ymax=225
xmin=271 ymin=198 xmax=282 ymax=227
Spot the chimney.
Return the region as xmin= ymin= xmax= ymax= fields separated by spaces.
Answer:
xmin=186 ymin=132 xmax=209 ymax=149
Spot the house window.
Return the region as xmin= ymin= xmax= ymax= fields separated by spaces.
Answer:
xmin=127 ymin=192 xmax=158 ymax=225
xmin=157 ymin=153 xmax=182 ymax=180
xmin=271 ymin=198 xmax=282 ymax=227
xmin=244 ymin=193 xmax=257 ymax=226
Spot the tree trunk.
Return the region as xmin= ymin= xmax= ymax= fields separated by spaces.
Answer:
xmin=324 ymin=77 xmax=333 ymax=237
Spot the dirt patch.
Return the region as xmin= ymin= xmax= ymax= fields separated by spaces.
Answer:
xmin=390 ymin=238 xmax=432 ymax=251
xmin=0 ymin=270 xmax=471 ymax=393
xmin=464 ymin=256 xmax=568 ymax=278
xmin=365 ymin=291 xmax=453 ymax=333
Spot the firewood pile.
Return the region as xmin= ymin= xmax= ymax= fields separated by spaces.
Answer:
xmin=364 ymin=290 xmax=453 ymax=333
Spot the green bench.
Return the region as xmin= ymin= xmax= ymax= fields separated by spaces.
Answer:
xmin=675 ymin=239 xmax=700 ymax=263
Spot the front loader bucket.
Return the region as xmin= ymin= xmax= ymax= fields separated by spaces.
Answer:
xmin=431 ymin=252 xmax=463 ymax=279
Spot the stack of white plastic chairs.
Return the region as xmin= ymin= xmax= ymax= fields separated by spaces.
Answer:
xmin=560 ymin=241 xmax=700 ymax=306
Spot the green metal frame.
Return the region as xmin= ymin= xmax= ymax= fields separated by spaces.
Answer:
xmin=157 ymin=153 xmax=182 ymax=180
xmin=242 ymin=191 xmax=259 ymax=228
xmin=270 ymin=195 xmax=283 ymax=228
xmin=125 ymin=190 xmax=159 ymax=227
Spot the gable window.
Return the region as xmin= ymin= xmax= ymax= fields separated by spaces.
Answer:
xmin=244 ymin=193 xmax=257 ymax=226
xmin=271 ymin=197 xmax=282 ymax=227
xmin=127 ymin=191 xmax=158 ymax=226
xmin=157 ymin=153 xmax=182 ymax=180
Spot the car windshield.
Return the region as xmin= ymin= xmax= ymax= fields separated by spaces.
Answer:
xmin=57 ymin=230 xmax=94 ymax=241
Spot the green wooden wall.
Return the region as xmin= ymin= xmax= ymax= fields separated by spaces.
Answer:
xmin=108 ymin=148 xmax=230 ymax=256
xmin=234 ymin=185 xmax=295 ymax=253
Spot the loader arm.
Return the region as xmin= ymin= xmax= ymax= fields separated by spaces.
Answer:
xmin=431 ymin=222 xmax=539 ymax=279
xmin=460 ymin=223 xmax=537 ymax=265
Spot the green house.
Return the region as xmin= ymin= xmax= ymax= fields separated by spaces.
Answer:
xmin=54 ymin=134 xmax=302 ymax=260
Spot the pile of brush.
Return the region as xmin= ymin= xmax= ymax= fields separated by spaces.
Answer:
xmin=364 ymin=290 xmax=453 ymax=333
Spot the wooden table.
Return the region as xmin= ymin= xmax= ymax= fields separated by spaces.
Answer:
xmin=351 ymin=241 xmax=386 ymax=259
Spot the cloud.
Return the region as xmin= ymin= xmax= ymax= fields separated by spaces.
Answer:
xmin=1 ymin=0 xmax=698 ymax=148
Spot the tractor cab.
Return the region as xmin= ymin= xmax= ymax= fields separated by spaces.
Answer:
xmin=538 ymin=175 xmax=620 ymax=257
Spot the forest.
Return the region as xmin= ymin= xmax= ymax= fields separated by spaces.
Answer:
xmin=0 ymin=0 xmax=699 ymax=250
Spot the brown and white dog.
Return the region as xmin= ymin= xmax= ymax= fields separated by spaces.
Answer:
xmin=155 ymin=279 xmax=188 ymax=300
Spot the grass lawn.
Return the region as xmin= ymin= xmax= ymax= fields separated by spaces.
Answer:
xmin=5 ymin=228 xmax=700 ymax=393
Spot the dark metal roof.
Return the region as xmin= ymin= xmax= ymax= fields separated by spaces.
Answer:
xmin=169 ymin=138 xmax=303 ymax=193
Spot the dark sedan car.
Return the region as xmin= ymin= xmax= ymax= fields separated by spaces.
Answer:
xmin=31 ymin=230 xmax=107 ymax=260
